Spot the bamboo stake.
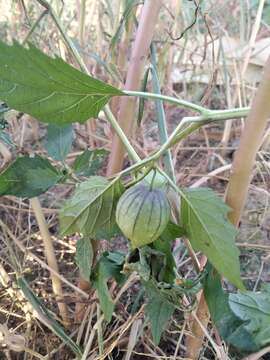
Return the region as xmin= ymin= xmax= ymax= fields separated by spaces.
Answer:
xmin=106 ymin=0 xmax=163 ymax=175
xmin=30 ymin=197 xmax=69 ymax=325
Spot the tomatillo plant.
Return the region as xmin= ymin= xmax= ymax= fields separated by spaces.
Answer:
xmin=1 ymin=41 xmax=269 ymax=354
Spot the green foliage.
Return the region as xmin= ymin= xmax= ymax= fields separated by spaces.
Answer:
xmin=60 ymin=176 xmax=124 ymax=239
xmin=204 ymin=264 xmax=256 ymax=353
xmin=205 ymin=265 xmax=270 ymax=352
xmin=137 ymin=66 xmax=150 ymax=126
xmin=152 ymin=222 xmax=185 ymax=283
xmin=92 ymin=251 xmax=125 ymax=322
xmin=144 ymin=281 xmax=175 ymax=345
xmin=73 ymin=148 xmax=108 ymax=177
xmin=181 ymin=188 xmax=243 ymax=289
xmin=0 ymin=41 xmax=123 ymax=125
xmin=229 ymin=285 xmax=270 ymax=349
xmin=75 ymin=237 xmax=93 ymax=281
xmin=46 ymin=124 xmax=73 ymax=161
xmin=0 ymin=155 xmax=63 ymax=198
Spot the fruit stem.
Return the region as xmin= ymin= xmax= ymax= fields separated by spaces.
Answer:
xmin=149 ymin=169 xmax=157 ymax=191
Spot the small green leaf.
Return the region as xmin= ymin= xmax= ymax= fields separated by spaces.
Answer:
xmin=152 ymin=222 xmax=184 ymax=283
xmin=137 ymin=66 xmax=150 ymax=126
xmin=73 ymin=148 xmax=108 ymax=176
xmin=75 ymin=237 xmax=93 ymax=281
xmin=92 ymin=251 xmax=125 ymax=321
xmin=0 ymin=41 xmax=123 ymax=125
xmin=46 ymin=124 xmax=73 ymax=161
xmin=0 ymin=155 xmax=62 ymax=198
xmin=229 ymin=287 xmax=270 ymax=349
xmin=144 ymin=281 xmax=175 ymax=344
xmin=181 ymin=188 xmax=244 ymax=289
xmin=204 ymin=264 xmax=256 ymax=352
xmin=60 ymin=176 xmax=124 ymax=238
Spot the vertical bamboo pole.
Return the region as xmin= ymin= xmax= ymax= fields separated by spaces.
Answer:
xmin=106 ymin=0 xmax=163 ymax=175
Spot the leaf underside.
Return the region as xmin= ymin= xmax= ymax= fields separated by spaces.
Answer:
xmin=181 ymin=188 xmax=243 ymax=289
xmin=60 ymin=176 xmax=124 ymax=239
xmin=0 ymin=155 xmax=62 ymax=198
xmin=45 ymin=124 xmax=73 ymax=161
xmin=0 ymin=41 xmax=123 ymax=125
xmin=75 ymin=237 xmax=93 ymax=281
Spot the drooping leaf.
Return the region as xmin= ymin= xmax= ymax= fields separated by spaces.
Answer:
xmin=92 ymin=251 xmax=125 ymax=321
xmin=181 ymin=188 xmax=244 ymax=289
xmin=73 ymin=148 xmax=108 ymax=177
xmin=152 ymin=222 xmax=185 ymax=283
xmin=60 ymin=176 xmax=124 ymax=239
xmin=0 ymin=41 xmax=123 ymax=125
xmin=229 ymin=286 xmax=270 ymax=349
xmin=204 ymin=263 xmax=256 ymax=352
xmin=137 ymin=66 xmax=150 ymax=126
xmin=144 ymin=280 xmax=175 ymax=344
xmin=75 ymin=237 xmax=93 ymax=281
xmin=0 ymin=155 xmax=63 ymax=198
xmin=46 ymin=124 xmax=73 ymax=161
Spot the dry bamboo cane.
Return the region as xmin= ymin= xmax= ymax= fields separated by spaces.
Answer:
xmin=106 ymin=0 xmax=163 ymax=175
xmin=186 ymin=56 xmax=270 ymax=359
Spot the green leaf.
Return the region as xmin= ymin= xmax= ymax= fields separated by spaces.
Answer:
xmin=152 ymin=222 xmax=184 ymax=283
xmin=181 ymin=188 xmax=243 ymax=289
xmin=144 ymin=281 xmax=175 ymax=344
xmin=0 ymin=41 xmax=123 ymax=125
xmin=60 ymin=176 xmax=124 ymax=238
xmin=75 ymin=237 xmax=93 ymax=281
xmin=229 ymin=286 xmax=270 ymax=349
xmin=46 ymin=124 xmax=73 ymax=161
xmin=0 ymin=155 xmax=62 ymax=198
xmin=137 ymin=66 xmax=150 ymax=126
xmin=204 ymin=264 xmax=256 ymax=352
xmin=92 ymin=251 xmax=125 ymax=321
xmin=73 ymin=148 xmax=108 ymax=177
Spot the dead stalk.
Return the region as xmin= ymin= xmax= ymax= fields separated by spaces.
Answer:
xmin=30 ymin=197 xmax=69 ymax=325
xmin=106 ymin=0 xmax=163 ymax=175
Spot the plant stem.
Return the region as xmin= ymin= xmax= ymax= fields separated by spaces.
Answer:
xmin=106 ymin=0 xmax=163 ymax=175
xmin=22 ymin=9 xmax=48 ymax=45
xmin=103 ymin=106 xmax=140 ymax=163
xmin=150 ymin=44 xmax=175 ymax=181
xmin=123 ymin=90 xmax=209 ymax=114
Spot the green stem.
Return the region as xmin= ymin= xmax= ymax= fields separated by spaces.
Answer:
xmin=103 ymin=106 xmax=140 ymax=162
xmin=150 ymin=43 xmax=175 ymax=181
xmin=123 ymin=90 xmax=209 ymax=114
